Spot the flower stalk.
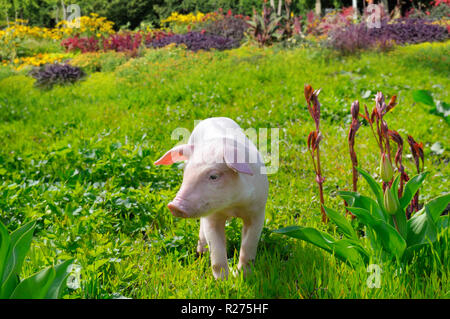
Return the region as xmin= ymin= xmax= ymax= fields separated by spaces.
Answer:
xmin=305 ymin=84 xmax=327 ymax=223
xmin=407 ymin=135 xmax=424 ymax=216
xmin=349 ymin=100 xmax=361 ymax=192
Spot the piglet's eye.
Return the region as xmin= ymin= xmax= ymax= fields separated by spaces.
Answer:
xmin=209 ymin=174 xmax=219 ymax=180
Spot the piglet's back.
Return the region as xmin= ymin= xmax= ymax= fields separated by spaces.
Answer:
xmin=189 ymin=117 xmax=246 ymax=145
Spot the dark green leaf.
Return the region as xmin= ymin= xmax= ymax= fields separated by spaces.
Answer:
xmin=323 ymin=206 xmax=357 ymax=240
xmin=391 ymin=175 xmax=407 ymax=239
xmin=400 ymin=172 xmax=429 ymax=210
xmin=0 ymin=221 xmax=36 ymax=298
xmin=45 ymin=259 xmax=74 ymax=299
xmin=337 ymin=190 xmax=387 ymax=222
xmin=274 ymin=226 xmax=367 ymax=266
xmin=0 ymin=221 xmax=11 ymax=285
xmin=423 ymin=193 xmax=450 ymax=222
xmin=10 ymin=266 xmax=55 ymax=299
xmin=346 ymin=207 xmax=406 ymax=258
xmin=356 ymin=167 xmax=383 ymax=207
xmin=407 ymin=206 xmax=437 ymax=248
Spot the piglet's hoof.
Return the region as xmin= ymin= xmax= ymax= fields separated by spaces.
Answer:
xmin=196 ymin=241 xmax=208 ymax=255
xmin=212 ymin=264 xmax=229 ymax=280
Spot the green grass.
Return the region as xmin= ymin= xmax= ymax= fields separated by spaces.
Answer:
xmin=0 ymin=41 xmax=449 ymax=298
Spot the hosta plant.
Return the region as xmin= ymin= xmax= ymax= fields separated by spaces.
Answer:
xmin=275 ymin=168 xmax=449 ymax=267
xmin=0 ymin=220 xmax=73 ymax=298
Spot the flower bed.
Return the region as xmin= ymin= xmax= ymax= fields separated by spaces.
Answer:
xmin=147 ymin=31 xmax=238 ymax=52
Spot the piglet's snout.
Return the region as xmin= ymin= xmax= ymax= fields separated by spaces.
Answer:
xmin=167 ymin=200 xmax=188 ymax=218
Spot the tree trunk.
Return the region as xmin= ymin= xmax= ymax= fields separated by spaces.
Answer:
xmin=315 ymin=0 xmax=321 ymax=16
xmin=61 ymin=0 xmax=66 ymax=21
xmin=277 ymin=0 xmax=283 ymax=16
xmin=270 ymin=0 xmax=275 ymax=10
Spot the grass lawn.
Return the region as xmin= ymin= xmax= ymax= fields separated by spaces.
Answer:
xmin=0 ymin=41 xmax=448 ymax=298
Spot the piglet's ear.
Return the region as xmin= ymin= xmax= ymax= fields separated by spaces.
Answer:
xmin=223 ymin=145 xmax=253 ymax=176
xmin=154 ymin=144 xmax=194 ymax=165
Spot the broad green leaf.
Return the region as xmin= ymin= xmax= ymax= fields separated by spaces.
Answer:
xmin=346 ymin=207 xmax=407 ymax=258
xmin=392 ymin=174 xmax=400 ymax=203
xmin=407 ymin=206 xmax=438 ymax=248
xmin=10 ymin=221 xmax=36 ymax=246
xmin=423 ymin=193 xmax=450 ymax=222
xmin=10 ymin=266 xmax=55 ymax=299
xmin=356 ymin=167 xmax=383 ymax=207
xmin=400 ymin=172 xmax=429 ymax=210
xmin=0 ymin=221 xmax=36 ymax=298
xmin=0 ymin=221 xmax=11 ymax=285
xmin=337 ymin=191 xmax=387 ymax=222
xmin=274 ymin=226 xmax=367 ymax=266
xmin=323 ymin=206 xmax=357 ymax=240
xmin=45 ymin=259 xmax=74 ymax=299
xmin=391 ymin=175 xmax=408 ymax=239
xmin=412 ymin=90 xmax=435 ymax=106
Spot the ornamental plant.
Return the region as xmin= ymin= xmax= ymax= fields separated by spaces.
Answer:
xmin=202 ymin=13 xmax=249 ymax=43
xmin=275 ymin=89 xmax=450 ymax=267
xmin=276 ymin=157 xmax=449 ymax=267
xmin=148 ymin=31 xmax=237 ymax=52
xmin=329 ymin=18 xmax=448 ymax=54
xmin=102 ymin=32 xmax=143 ymax=56
xmin=29 ymin=63 xmax=86 ymax=89
xmin=61 ymin=35 xmax=100 ymax=53
xmin=304 ymin=84 xmax=326 ymax=222
xmin=246 ymin=4 xmax=282 ymax=47
xmin=144 ymin=30 xmax=175 ymax=46
xmin=160 ymin=11 xmax=219 ymax=34
xmin=56 ymin=13 xmax=115 ymax=39
xmin=0 ymin=220 xmax=73 ymax=298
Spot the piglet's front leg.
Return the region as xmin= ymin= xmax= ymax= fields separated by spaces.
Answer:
xmin=237 ymin=213 xmax=265 ymax=276
xmin=197 ymin=218 xmax=208 ymax=255
xmin=203 ymin=215 xmax=229 ymax=280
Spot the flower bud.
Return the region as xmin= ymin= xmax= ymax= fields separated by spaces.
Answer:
xmin=384 ymin=185 xmax=398 ymax=216
xmin=380 ymin=153 xmax=394 ymax=182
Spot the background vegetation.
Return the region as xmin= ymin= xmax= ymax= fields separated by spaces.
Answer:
xmin=0 ymin=0 xmax=439 ymax=29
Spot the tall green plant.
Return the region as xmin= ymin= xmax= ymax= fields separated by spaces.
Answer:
xmin=246 ymin=3 xmax=282 ymax=46
xmin=275 ymin=88 xmax=449 ymax=267
xmin=275 ymin=168 xmax=449 ymax=266
xmin=0 ymin=220 xmax=73 ymax=299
